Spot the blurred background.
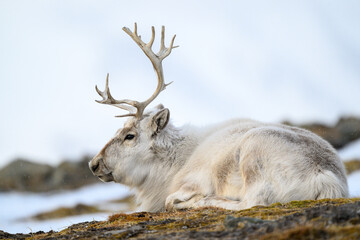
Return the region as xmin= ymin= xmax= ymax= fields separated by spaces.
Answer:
xmin=0 ymin=0 xmax=359 ymax=234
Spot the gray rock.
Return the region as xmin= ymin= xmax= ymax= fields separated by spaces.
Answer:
xmin=284 ymin=116 xmax=360 ymax=149
xmin=0 ymin=156 xmax=99 ymax=192
xmin=0 ymin=159 xmax=53 ymax=192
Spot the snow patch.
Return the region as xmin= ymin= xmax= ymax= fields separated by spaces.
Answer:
xmin=339 ymin=139 xmax=360 ymax=161
xmin=0 ymin=183 xmax=131 ymax=234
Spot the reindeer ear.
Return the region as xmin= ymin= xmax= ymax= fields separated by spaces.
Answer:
xmin=151 ymin=108 xmax=170 ymax=133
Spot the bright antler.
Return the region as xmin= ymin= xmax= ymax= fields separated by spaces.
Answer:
xmin=95 ymin=23 xmax=177 ymax=119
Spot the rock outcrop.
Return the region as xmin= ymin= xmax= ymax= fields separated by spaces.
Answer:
xmin=284 ymin=116 xmax=360 ymax=149
xmin=0 ymin=156 xmax=98 ymax=192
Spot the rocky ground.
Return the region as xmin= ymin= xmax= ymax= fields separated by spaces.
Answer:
xmin=1 ymin=198 xmax=360 ymax=240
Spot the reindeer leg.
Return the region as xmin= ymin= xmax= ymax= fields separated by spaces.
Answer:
xmin=192 ymin=196 xmax=249 ymax=210
xmin=165 ymin=185 xmax=249 ymax=211
xmin=165 ymin=186 xmax=204 ymax=211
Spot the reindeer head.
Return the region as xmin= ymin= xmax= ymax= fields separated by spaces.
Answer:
xmin=89 ymin=23 xmax=176 ymax=186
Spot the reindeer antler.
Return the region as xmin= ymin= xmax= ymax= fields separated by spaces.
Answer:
xmin=95 ymin=23 xmax=177 ymax=119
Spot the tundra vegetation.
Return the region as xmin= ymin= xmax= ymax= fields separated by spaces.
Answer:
xmin=2 ymin=198 xmax=360 ymax=239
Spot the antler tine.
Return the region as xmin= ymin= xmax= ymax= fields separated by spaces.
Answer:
xmin=115 ymin=113 xmax=136 ymax=118
xmin=95 ymin=73 xmax=113 ymax=104
xmin=162 ymin=34 xmax=177 ymax=60
xmin=95 ymin=73 xmax=138 ymax=115
xmin=134 ymin=22 xmax=137 ymax=36
xmin=157 ymin=26 xmax=177 ymax=60
xmin=160 ymin=26 xmax=165 ymax=53
xmin=148 ymin=26 xmax=155 ymax=49
xmin=122 ymin=23 xmax=147 ymax=50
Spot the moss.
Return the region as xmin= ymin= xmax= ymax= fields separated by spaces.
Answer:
xmin=260 ymin=224 xmax=360 ymax=240
xmin=30 ymin=204 xmax=105 ymax=221
xmin=344 ymin=159 xmax=360 ymax=175
xmin=102 ymin=198 xmax=360 ymax=239
xmin=5 ymin=198 xmax=360 ymax=239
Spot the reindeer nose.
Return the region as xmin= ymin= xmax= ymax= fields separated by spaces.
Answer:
xmin=91 ymin=161 xmax=100 ymax=173
xmin=89 ymin=157 xmax=102 ymax=174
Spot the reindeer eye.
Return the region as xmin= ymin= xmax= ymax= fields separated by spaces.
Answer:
xmin=125 ymin=134 xmax=135 ymax=140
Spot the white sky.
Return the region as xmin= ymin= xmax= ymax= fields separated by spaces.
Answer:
xmin=0 ymin=0 xmax=359 ymax=167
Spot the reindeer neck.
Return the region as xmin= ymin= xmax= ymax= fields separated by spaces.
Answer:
xmin=135 ymin=124 xmax=200 ymax=211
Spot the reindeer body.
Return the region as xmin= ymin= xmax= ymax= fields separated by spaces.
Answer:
xmin=89 ymin=24 xmax=348 ymax=212
xmin=123 ymin=117 xmax=348 ymax=212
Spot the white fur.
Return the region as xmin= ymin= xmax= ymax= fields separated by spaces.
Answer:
xmin=89 ymin=107 xmax=349 ymax=212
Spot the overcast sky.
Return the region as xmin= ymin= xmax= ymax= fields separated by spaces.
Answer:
xmin=0 ymin=0 xmax=359 ymax=167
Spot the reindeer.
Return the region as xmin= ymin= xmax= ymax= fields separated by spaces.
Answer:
xmin=89 ymin=23 xmax=349 ymax=212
